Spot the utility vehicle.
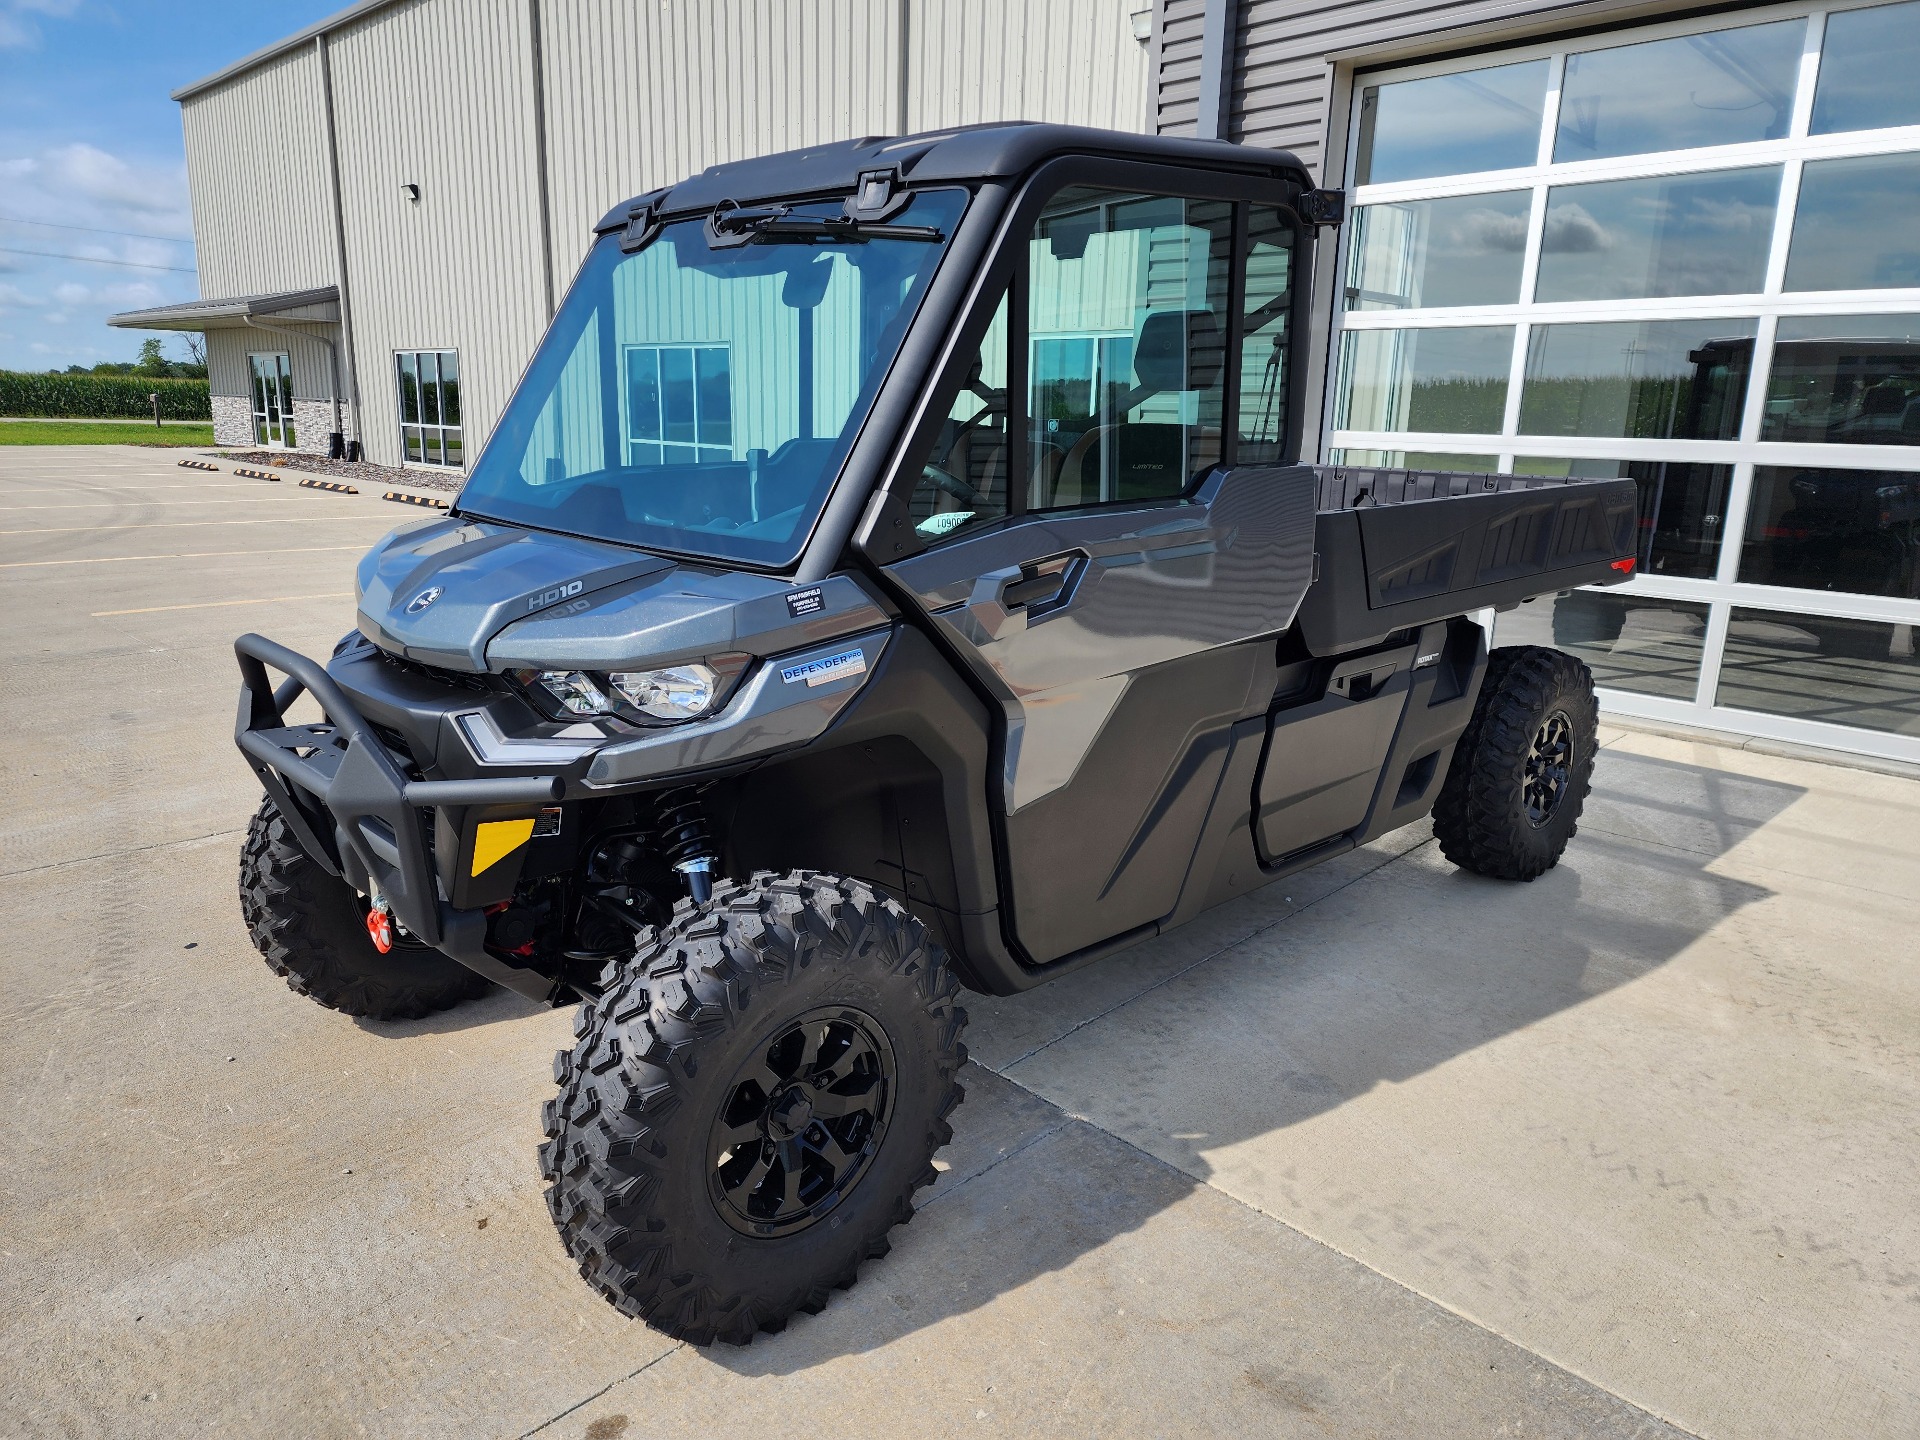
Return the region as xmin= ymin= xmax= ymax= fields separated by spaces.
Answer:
xmin=233 ymin=123 xmax=1638 ymax=1343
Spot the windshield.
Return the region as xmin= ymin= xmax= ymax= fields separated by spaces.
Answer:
xmin=457 ymin=188 xmax=968 ymax=565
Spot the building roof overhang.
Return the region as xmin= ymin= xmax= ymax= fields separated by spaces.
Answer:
xmin=107 ymin=287 xmax=341 ymax=332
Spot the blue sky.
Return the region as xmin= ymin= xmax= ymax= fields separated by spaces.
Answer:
xmin=0 ymin=0 xmax=338 ymax=370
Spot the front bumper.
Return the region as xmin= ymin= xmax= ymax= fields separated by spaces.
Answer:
xmin=234 ymin=633 xmax=567 ymax=1003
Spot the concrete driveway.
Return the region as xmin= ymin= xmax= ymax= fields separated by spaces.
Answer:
xmin=3 ymin=445 xmax=1916 ymax=1438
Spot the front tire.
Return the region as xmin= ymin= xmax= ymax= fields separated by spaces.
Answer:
xmin=541 ymin=871 xmax=967 ymax=1344
xmin=238 ymin=797 xmax=493 ymax=1019
xmin=1432 ymin=646 xmax=1598 ymax=882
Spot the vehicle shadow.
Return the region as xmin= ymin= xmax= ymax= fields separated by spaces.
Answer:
xmin=700 ymin=744 xmax=1805 ymax=1374
xmin=352 ymin=984 xmax=546 ymax=1036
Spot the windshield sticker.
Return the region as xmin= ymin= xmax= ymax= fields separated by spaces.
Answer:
xmin=785 ymin=586 xmax=824 ymax=619
xmin=780 ymin=648 xmax=867 ymax=688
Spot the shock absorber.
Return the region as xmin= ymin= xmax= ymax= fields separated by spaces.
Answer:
xmin=655 ymin=786 xmax=717 ymax=904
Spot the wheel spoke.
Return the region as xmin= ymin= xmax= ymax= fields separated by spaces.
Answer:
xmin=778 ymin=1141 xmax=806 ymax=1210
xmin=808 ymin=1129 xmax=856 ymax=1175
xmin=717 ymin=1117 xmax=762 ymax=1152
xmin=793 ymin=1024 xmax=826 ymax=1080
xmin=731 ymin=1148 xmax=772 ymax=1198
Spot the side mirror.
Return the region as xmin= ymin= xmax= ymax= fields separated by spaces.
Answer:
xmin=1299 ymin=189 xmax=1347 ymax=228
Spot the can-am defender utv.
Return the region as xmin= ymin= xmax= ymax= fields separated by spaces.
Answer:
xmin=232 ymin=123 xmax=1638 ymax=1343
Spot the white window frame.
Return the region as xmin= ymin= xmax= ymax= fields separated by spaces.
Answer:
xmin=395 ymin=348 xmax=464 ymax=469
xmin=620 ymin=341 xmax=733 ymax=466
xmin=1327 ymin=0 xmax=1920 ymax=763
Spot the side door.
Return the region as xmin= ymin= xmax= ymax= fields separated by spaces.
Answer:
xmin=875 ymin=167 xmax=1317 ymax=965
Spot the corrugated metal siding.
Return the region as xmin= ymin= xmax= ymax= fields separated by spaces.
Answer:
xmin=905 ymin=0 xmax=1149 ymax=135
xmin=1232 ymin=0 xmax=1581 ymax=178
xmin=328 ymin=0 xmax=549 ymax=468
xmin=181 ymin=46 xmax=337 ymax=296
xmin=538 ymin=0 xmax=902 ymax=305
xmin=207 ymin=324 xmax=337 ymax=406
xmin=1155 ymin=0 xmax=1208 ymax=136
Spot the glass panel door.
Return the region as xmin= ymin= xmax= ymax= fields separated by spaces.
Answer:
xmin=248 ymin=353 xmax=293 ymax=448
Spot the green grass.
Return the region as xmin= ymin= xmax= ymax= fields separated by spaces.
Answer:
xmin=0 ymin=420 xmax=219 ymax=446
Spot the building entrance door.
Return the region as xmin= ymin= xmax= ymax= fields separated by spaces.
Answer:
xmin=249 ymin=352 xmax=294 ymax=448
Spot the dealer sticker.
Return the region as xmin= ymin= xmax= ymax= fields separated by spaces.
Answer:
xmin=780 ymin=648 xmax=867 ymax=687
xmin=785 ymin=586 xmax=825 ymax=618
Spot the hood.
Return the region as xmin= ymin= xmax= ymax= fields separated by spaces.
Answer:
xmin=356 ymin=518 xmax=674 ymax=671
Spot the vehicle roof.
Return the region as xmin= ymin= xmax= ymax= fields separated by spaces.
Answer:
xmin=591 ymin=122 xmax=1312 ymax=233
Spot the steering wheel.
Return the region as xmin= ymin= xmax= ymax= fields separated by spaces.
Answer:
xmin=920 ymin=461 xmax=980 ymax=504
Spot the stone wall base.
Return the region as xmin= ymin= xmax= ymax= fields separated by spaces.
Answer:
xmin=210 ymin=393 xmax=253 ymax=447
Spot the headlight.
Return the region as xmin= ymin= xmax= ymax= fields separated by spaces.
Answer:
xmin=533 ymin=670 xmax=613 ymax=716
xmin=516 ymin=655 xmax=748 ymax=725
xmin=608 ymin=664 xmax=721 ymax=721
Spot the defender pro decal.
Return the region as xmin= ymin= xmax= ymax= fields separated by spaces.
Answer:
xmin=780 ymin=648 xmax=867 ymax=687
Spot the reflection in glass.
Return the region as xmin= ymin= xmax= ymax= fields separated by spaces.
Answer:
xmin=907 ymin=289 xmax=1009 ymax=542
xmin=1239 ymin=206 xmax=1295 ymax=465
xmin=1762 ymin=314 xmax=1920 ymax=446
xmin=1355 ymin=61 xmax=1547 ymax=185
xmin=1740 ymin=465 xmax=1920 ymax=598
xmin=1519 ymin=319 xmax=1757 ymax=439
xmin=1345 ymin=191 xmax=1529 ymax=311
xmin=1784 ymin=153 xmax=1920 ymax=291
xmin=1494 ymin=592 xmax=1708 ymax=699
xmin=1027 ymin=189 xmax=1232 ymax=508
xmin=1811 ymin=0 xmax=1920 ymax=135
xmin=1328 ymin=449 xmax=1499 ymax=471
xmin=1554 ymin=20 xmax=1802 ymax=161
xmin=1719 ymin=608 xmax=1920 ymax=735
xmin=1515 ymin=456 xmax=1732 ymax=577
xmin=1534 ymin=169 xmax=1779 ymax=302
xmin=1335 ymin=326 xmax=1513 ymax=434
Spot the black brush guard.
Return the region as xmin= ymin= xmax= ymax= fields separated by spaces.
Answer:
xmin=234 ymin=633 xmax=564 ymax=1003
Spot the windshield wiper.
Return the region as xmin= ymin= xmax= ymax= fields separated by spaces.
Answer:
xmin=708 ymin=203 xmax=943 ymax=246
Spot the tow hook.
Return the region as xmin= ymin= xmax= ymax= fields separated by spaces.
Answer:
xmin=366 ymin=894 xmax=395 ymax=954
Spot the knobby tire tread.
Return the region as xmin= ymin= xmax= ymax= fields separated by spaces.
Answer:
xmin=541 ymin=870 xmax=967 ymax=1345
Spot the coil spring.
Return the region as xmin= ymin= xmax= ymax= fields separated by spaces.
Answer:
xmin=654 ymin=787 xmax=713 ymax=871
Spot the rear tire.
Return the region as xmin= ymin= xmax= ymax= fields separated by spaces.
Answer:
xmin=238 ymin=796 xmax=493 ymax=1019
xmin=541 ymin=870 xmax=967 ymax=1344
xmin=1432 ymin=646 xmax=1598 ymax=882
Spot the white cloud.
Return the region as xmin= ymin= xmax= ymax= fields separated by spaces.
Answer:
xmin=0 ymin=0 xmax=83 ymax=48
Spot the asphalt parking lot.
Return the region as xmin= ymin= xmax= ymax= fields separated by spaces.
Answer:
xmin=3 ymin=444 xmax=1917 ymax=1439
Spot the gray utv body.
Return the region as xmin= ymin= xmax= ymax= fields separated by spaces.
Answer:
xmin=234 ymin=122 xmax=1637 ymax=1007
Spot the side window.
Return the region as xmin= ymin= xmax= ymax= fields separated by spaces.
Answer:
xmin=1240 ymin=206 xmax=1296 ymax=465
xmin=1027 ymin=189 xmax=1232 ymax=509
xmin=906 ymin=287 xmax=1011 ymax=541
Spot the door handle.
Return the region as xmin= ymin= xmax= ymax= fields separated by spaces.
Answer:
xmin=999 ymin=552 xmax=1081 ymax=611
xmin=1002 ymin=570 xmax=1068 ymax=609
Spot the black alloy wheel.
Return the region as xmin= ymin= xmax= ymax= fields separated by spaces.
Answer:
xmin=1523 ymin=709 xmax=1575 ymax=828
xmin=1432 ymin=645 xmax=1599 ymax=882
xmin=542 ymin=871 xmax=967 ymax=1344
xmin=709 ymin=1008 xmax=897 ymax=1238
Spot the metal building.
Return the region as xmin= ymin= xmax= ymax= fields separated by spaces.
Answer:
xmin=113 ymin=0 xmax=1153 ymax=467
xmin=114 ymin=0 xmax=1920 ymax=762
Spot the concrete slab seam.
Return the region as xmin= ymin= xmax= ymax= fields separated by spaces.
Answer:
xmin=0 ymin=826 xmax=247 ymax=881
xmin=516 ymin=1342 xmax=683 ymax=1439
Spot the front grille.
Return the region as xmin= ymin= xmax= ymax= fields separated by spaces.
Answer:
xmin=378 ymin=649 xmax=499 ymax=694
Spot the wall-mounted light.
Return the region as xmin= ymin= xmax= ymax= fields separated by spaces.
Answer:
xmin=401 ymin=182 xmax=421 ymax=203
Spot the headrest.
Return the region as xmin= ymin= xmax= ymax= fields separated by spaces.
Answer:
xmin=1134 ymin=309 xmax=1223 ymax=393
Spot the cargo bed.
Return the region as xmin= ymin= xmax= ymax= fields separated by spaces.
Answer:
xmin=1293 ymin=465 xmax=1639 ymax=653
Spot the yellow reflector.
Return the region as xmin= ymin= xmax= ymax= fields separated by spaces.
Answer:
xmin=471 ymin=818 xmax=536 ymax=877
